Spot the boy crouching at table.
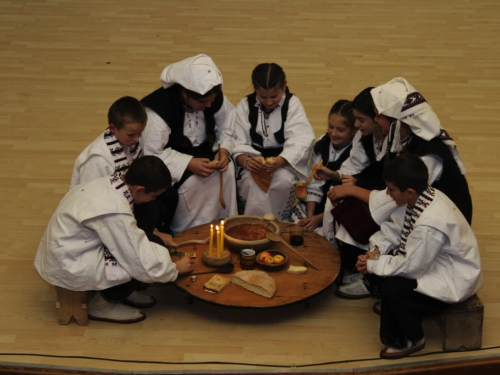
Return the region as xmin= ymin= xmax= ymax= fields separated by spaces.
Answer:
xmin=35 ymin=156 xmax=193 ymax=324
xmin=356 ymin=154 xmax=483 ymax=359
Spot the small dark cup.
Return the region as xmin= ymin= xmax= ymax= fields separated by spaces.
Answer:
xmin=240 ymin=249 xmax=256 ymax=270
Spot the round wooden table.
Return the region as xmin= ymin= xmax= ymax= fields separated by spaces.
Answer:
xmin=173 ymin=220 xmax=340 ymax=308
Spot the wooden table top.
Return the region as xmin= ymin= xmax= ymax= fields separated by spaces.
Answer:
xmin=173 ymin=220 xmax=340 ymax=308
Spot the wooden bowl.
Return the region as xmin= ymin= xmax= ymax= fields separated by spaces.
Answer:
xmin=223 ymin=215 xmax=281 ymax=252
xmin=256 ymin=250 xmax=289 ymax=271
xmin=202 ymin=248 xmax=232 ymax=267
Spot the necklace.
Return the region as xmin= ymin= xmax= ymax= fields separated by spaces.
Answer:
xmin=259 ymin=107 xmax=270 ymax=137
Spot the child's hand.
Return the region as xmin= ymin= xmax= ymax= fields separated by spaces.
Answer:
xmin=356 ymin=255 xmax=368 ymax=274
xmin=155 ymin=232 xmax=178 ymax=248
xmin=298 ymin=215 xmax=322 ymax=231
xmin=245 ymin=156 xmax=264 ymax=173
xmin=175 ymin=256 xmax=194 ymax=275
xmin=213 ymin=148 xmax=230 ymax=172
xmin=187 ymin=157 xmax=216 ymax=178
xmin=314 ymin=165 xmax=338 ymax=181
xmin=327 ymin=185 xmax=352 ymax=202
xmin=340 ymin=175 xmax=357 ymax=185
xmin=263 ymin=156 xmax=286 ymax=173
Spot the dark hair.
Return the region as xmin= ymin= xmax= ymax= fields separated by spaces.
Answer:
xmin=352 ymin=87 xmax=376 ymax=120
xmin=314 ymin=100 xmax=355 ymax=155
xmin=382 ymin=154 xmax=428 ymax=194
xmin=124 ymin=156 xmax=172 ymax=193
xmin=251 ymin=63 xmax=286 ymax=90
xmin=107 ymin=96 xmax=147 ymax=129
xmin=329 ymin=99 xmax=355 ymax=129
xmin=183 ymin=84 xmax=222 ymax=100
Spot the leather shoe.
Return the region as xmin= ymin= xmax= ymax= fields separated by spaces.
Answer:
xmin=373 ymin=301 xmax=381 ymax=315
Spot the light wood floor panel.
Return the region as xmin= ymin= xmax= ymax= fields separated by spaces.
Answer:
xmin=1 ymin=0 xmax=500 ymax=373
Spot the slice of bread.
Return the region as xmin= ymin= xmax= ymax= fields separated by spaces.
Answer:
xmin=231 ymin=270 xmax=277 ymax=298
xmin=287 ymin=265 xmax=307 ymax=275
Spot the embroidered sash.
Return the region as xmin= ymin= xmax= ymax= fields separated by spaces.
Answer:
xmin=103 ymin=173 xmax=134 ymax=281
xmin=396 ymin=186 xmax=435 ymax=255
xmin=104 ymin=128 xmax=142 ymax=177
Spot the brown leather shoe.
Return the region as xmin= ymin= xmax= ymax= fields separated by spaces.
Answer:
xmin=380 ymin=341 xmax=425 ymax=359
xmin=373 ymin=301 xmax=381 ymax=315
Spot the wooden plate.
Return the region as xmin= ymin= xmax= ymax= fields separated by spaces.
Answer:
xmin=256 ymin=250 xmax=288 ymax=271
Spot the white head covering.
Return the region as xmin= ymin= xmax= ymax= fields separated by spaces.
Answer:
xmin=160 ymin=54 xmax=223 ymax=95
xmin=371 ymin=77 xmax=466 ymax=173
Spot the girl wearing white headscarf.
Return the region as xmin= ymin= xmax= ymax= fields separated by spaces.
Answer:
xmin=370 ymin=77 xmax=472 ymax=223
xmin=140 ymin=55 xmax=238 ymax=234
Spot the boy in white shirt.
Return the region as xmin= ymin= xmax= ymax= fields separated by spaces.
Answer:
xmin=356 ymin=154 xmax=483 ymax=359
xmin=36 ymin=156 xmax=193 ymax=324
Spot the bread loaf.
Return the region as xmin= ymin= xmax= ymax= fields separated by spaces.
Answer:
xmin=231 ymin=270 xmax=277 ymax=298
xmin=287 ymin=265 xmax=307 ymax=275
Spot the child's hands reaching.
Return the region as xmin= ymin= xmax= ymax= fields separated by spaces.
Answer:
xmin=175 ymin=256 xmax=194 ymax=275
xmin=314 ymin=165 xmax=339 ymax=181
xmin=155 ymin=232 xmax=178 ymax=248
xmin=298 ymin=215 xmax=322 ymax=231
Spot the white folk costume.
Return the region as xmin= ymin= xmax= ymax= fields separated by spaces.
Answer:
xmin=34 ymin=175 xmax=178 ymax=291
xmin=324 ymin=77 xmax=473 ymax=248
xmin=371 ymin=77 xmax=472 ymax=222
xmin=70 ymin=128 xmax=141 ymax=189
xmin=232 ymin=89 xmax=315 ymax=221
xmin=140 ymin=55 xmax=237 ymax=234
xmin=365 ymin=187 xmax=483 ymax=350
xmin=368 ymin=187 xmax=483 ymax=303
xmin=292 ymin=134 xmax=353 ymax=230
xmin=337 ymin=131 xmax=384 ymax=176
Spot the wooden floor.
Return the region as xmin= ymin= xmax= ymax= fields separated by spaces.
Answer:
xmin=1 ymin=0 xmax=500 ymax=374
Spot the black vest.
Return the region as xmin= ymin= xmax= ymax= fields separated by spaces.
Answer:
xmin=141 ymin=84 xmax=223 ymax=158
xmin=314 ymin=135 xmax=353 ymax=215
xmin=360 ymin=134 xmax=378 ymax=164
xmin=141 ymin=84 xmax=224 ymax=187
xmin=246 ymin=88 xmax=293 ymax=158
xmin=354 ymin=135 xmax=387 ymax=190
xmin=404 ymin=136 xmax=473 ymax=224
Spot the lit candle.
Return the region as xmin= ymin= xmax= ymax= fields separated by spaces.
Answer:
xmin=209 ymin=224 xmax=214 ymax=256
xmin=220 ymin=220 xmax=225 ymax=253
xmin=216 ymin=225 xmax=220 ymax=258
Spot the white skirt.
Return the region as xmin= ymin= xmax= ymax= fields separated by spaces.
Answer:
xmin=171 ymin=163 xmax=238 ymax=235
xmin=237 ymin=167 xmax=297 ymax=222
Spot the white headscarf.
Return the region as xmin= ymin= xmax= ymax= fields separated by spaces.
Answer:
xmin=371 ymin=77 xmax=466 ymax=174
xmin=160 ymin=54 xmax=223 ymax=95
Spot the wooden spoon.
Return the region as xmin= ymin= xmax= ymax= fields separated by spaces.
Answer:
xmin=176 ymin=236 xmax=210 ymax=247
xmin=265 ymin=232 xmax=320 ymax=270
xmin=295 ymin=159 xmax=323 ymax=200
xmin=218 ymin=143 xmax=227 ymax=209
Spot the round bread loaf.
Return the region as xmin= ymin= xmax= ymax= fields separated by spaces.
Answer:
xmin=231 ymin=270 xmax=277 ymax=298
